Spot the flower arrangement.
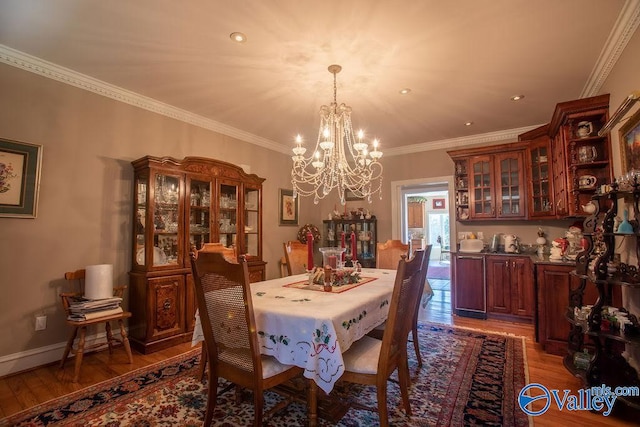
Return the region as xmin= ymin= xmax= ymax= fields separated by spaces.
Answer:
xmin=310 ymin=267 xmax=360 ymax=287
xmin=331 ymin=268 xmax=360 ymax=286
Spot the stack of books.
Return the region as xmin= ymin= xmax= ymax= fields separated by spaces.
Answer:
xmin=67 ymin=296 xmax=123 ymax=321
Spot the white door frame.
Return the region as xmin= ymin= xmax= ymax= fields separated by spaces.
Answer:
xmin=390 ymin=175 xmax=457 ymax=248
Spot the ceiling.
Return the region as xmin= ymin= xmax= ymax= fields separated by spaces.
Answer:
xmin=0 ymin=0 xmax=638 ymax=156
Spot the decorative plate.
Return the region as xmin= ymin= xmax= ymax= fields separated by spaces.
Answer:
xmin=298 ymin=224 xmax=321 ymax=243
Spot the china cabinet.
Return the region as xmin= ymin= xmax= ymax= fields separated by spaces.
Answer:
xmin=129 ymin=156 xmax=266 ymax=353
xmin=453 ymin=159 xmax=470 ymax=221
xmin=565 ymin=181 xmax=640 ymax=410
xmin=448 ymin=142 xmax=527 ymax=221
xmin=322 ymin=218 xmax=377 ymax=268
xmin=520 ymin=124 xmax=555 ymax=218
xmin=549 ymin=94 xmax=613 ymax=217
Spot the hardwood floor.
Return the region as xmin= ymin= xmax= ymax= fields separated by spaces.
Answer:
xmin=0 ymin=279 xmax=637 ymax=425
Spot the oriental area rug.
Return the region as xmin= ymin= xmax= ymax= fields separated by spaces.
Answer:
xmin=2 ymin=323 xmax=530 ymax=427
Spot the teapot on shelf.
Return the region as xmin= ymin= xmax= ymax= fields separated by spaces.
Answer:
xmin=581 ymin=201 xmax=598 ymax=214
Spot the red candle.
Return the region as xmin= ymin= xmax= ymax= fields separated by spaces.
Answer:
xmin=328 ymin=255 xmax=337 ymax=269
xmin=307 ymin=232 xmax=314 ymax=271
xmin=351 ymin=231 xmax=357 ymax=262
xmin=341 ymin=232 xmax=346 ymax=262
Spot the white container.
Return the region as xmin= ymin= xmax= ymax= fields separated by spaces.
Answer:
xmin=84 ymin=264 xmax=114 ymax=300
xmin=459 ymin=239 xmax=484 ymax=253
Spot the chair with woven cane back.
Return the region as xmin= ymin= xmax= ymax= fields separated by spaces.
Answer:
xmin=190 ymin=251 xmax=303 ymax=426
xmin=376 ymin=239 xmax=410 ymax=269
xmin=60 ymin=269 xmax=133 ymax=383
xmin=339 ymin=251 xmax=425 ymax=426
xmin=192 ymin=243 xmax=238 ymax=381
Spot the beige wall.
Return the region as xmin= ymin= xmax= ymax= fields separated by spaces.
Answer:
xmin=0 ymin=64 xmax=303 ymax=359
xmin=0 ymin=26 xmax=638 ymax=371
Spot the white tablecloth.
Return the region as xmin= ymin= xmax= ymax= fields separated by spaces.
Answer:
xmin=192 ymin=268 xmax=396 ymax=393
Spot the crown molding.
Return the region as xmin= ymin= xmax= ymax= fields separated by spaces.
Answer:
xmin=0 ymin=0 xmax=636 ymax=158
xmin=384 ymin=125 xmax=542 ymax=157
xmin=0 ymin=44 xmax=290 ymax=155
xmin=581 ymin=0 xmax=640 ymax=96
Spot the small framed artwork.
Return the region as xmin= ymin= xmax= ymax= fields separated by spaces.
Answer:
xmin=345 ymin=189 xmax=364 ymax=201
xmin=0 ymin=138 xmax=43 ymax=218
xmin=620 ymin=108 xmax=640 ymax=175
xmin=279 ymin=188 xmax=299 ymax=226
xmin=433 ymin=198 xmax=446 ymax=209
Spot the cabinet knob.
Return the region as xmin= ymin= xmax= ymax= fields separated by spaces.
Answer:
xmin=163 ymin=299 xmax=172 ymax=310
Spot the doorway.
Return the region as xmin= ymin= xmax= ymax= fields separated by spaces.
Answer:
xmin=391 ymin=176 xmax=455 ymax=319
xmin=402 ymin=189 xmax=451 ymax=280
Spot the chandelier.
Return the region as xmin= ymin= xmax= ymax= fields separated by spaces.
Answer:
xmin=291 ymin=64 xmax=383 ymax=205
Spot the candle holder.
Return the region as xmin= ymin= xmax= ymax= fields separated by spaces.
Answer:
xmin=319 ymin=247 xmax=347 ymax=270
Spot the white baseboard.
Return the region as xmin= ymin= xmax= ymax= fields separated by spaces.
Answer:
xmin=0 ymin=331 xmax=114 ymax=378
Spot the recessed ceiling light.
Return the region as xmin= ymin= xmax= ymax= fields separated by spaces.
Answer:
xmin=464 ymin=121 xmax=474 ymax=126
xmin=511 ymin=95 xmax=525 ymax=101
xmin=230 ymin=32 xmax=247 ymax=43
xmin=399 ymin=88 xmax=411 ymax=95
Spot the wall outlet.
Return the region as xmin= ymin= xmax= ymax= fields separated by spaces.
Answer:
xmin=35 ymin=315 xmax=47 ymax=331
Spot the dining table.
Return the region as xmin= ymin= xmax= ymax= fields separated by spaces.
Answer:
xmin=191 ymin=267 xmax=398 ymax=425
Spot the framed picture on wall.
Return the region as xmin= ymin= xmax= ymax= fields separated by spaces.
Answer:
xmin=433 ymin=198 xmax=446 ymax=209
xmin=0 ymin=138 xmax=43 ymax=218
xmin=620 ymin=108 xmax=640 ymax=175
xmin=344 ymin=189 xmax=364 ymax=201
xmin=279 ymin=188 xmax=299 ymax=226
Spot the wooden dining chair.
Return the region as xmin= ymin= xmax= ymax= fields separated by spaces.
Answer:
xmin=192 ymin=242 xmax=238 ymax=381
xmin=368 ymin=248 xmax=431 ymax=365
xmin=340 ymin=251 xmax=424 ymax=426
xmin=60 ymin=269 xmax=133 ymax=383
xmin=411 ymin=245 xmax=433 ymax=367
xmin=283 ymin=241 xmax=309 ymax=275
xmin=190 ymin=251 xmax=303 ymax=426
xmin=376 ymin=239 xmax=410 ymax=269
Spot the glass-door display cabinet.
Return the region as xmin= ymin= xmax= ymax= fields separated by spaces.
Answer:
xmin=129 ymin=156 xmax=265 ymax=353
xmin=322 ymin=218 xmax=377 ymax=268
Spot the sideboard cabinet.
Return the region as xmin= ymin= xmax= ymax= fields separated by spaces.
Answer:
xmin=486 ymin=255 xmax=534 ymax=323
xmin=129 ymin=156 xmax=266 ymax=353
